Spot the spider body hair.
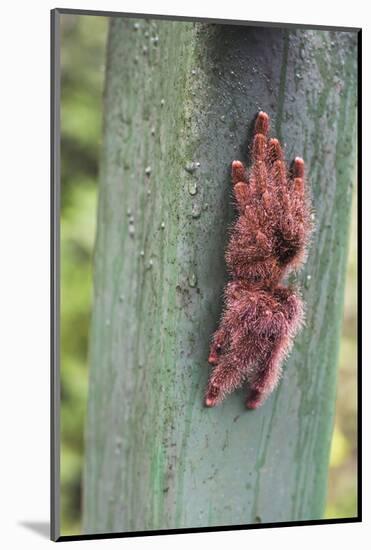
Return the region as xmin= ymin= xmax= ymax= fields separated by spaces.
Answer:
xmin=205 ymin=112 xmax=312 ymax=409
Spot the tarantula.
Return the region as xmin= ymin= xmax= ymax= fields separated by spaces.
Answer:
xmin=205 ymin=111 xmax=312 ymax=410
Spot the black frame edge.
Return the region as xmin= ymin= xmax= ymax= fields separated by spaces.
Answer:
xmin=51 ymin=7 xmax=61 ymax=543
xmin=54 ymin=7 xmax=361 ymax=33
xmin=356 ymin=28 xmax=362 ymax=523
xmin=57 ymin=517 xmax=361 ymax=543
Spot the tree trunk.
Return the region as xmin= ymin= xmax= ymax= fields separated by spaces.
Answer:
xmin=83 ymin=18 xmax=357 ymax=534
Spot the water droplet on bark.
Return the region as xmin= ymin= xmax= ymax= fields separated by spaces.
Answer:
xmin=184 ymin=162 xmax=199 ymax=174
xmin=188 ymin=181 xmax=198 ymax=195
xmin=188 ymin=273 xmax=197 ymax=287
xmin=191 ymin=204 xmax=202 ymax=218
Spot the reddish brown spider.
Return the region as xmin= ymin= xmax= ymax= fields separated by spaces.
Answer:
xmin=205 ymin=111 xmax=312 ymax=410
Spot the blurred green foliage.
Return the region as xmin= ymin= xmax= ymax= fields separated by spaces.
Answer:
xmin=324 ymin=189 xmax=358 ymax=519
xmin=60 ymin=14 xmax=358 ymax=535
xmin=60 ymin=14 xmax=107 ymax=535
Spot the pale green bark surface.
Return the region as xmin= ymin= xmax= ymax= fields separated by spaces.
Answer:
xmin=83 ymin=18 xmax=357 ymax=534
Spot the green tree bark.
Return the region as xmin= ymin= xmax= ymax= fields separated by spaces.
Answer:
xmin=83 ymin=18 xmax=357 ymax=534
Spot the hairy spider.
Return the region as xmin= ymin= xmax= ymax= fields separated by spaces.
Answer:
xmin=205 ymin=111 xmax=312 ymax=409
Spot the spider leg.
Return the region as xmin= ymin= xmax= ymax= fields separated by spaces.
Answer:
xmin=266 ymin=135 xmax=291 ymax=222
xmin=293 ymin=156 xmax=304 ymax=179
xmin=232 ymin=112 xmax=270 ymax=209
xmin=254 ymin=110 xmax=269 ymax=136
xmin=205 ymin=359 xmax=244 ymax=407
xmin=251 ymin=111 xmax=269 ymax=163
xmin=267 ymin=137 xmax=284 ymax=162
xmin=244 ymin=112 xmax=270 ymax=215
xmin=251 ymin=160 xmax=269 ymax=199
xmin=231 ymin=160 xmax=250 ymax=212
xmin=268 ymin=138 xmax=288 ymax=191
xmin=231 ymin=160 xmax=248 ymax=185
xmin=245 ymin=335 xmax=288 ymax=409
xmin=246 ymin=290 xmax=303 ymax=409
xmin=208 ymin=326 xmax=228 ymax=365
xmin=266 ymin=136 xmax=307 ymax=268
xmin=277 ymin=157 xmax=310 ymax=269
xmin=273 ymin=286 xmax=304 ymax=328
xmin=290 ymin=158 xmax=311 ymax=239
xmin=233 ymin=182 xmax=250 ymax=212
xmin=290 ymin=157 xmax=306 ymax=203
